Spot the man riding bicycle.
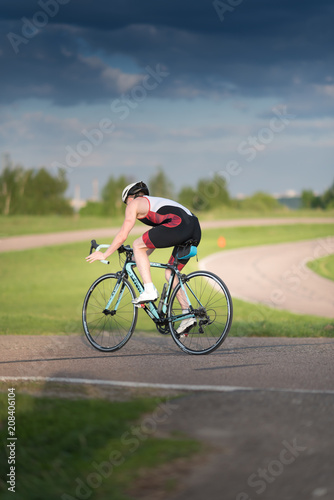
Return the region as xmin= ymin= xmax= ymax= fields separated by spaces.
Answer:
xmin=85 ymin=181 xmax=201 ymax=334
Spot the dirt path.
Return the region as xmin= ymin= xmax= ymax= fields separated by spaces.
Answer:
xmin=201 ymin=237 xmax=334 ymax=318
xmin=1 ymin=217 xmax=333 ymax=252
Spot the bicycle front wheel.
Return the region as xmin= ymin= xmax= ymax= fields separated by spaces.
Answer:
xmin=168 ymin=271 xmax=233 ymax=355
xmin=82 ymin=274 xmax=138 ymax=352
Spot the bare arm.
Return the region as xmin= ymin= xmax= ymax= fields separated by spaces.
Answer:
xmin=85 ymin=200 xmax=138 ymax=263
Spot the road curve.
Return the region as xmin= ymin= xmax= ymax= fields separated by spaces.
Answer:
xmin=201 ymin=237 xmax=334 ymax=318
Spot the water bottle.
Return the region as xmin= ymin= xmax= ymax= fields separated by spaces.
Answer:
xmin=157 ymin=283 xmax=167 ymax=313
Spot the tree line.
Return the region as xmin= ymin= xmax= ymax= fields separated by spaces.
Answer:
xmin=80 ymin=168 xmax=235 ymax=216
xmin=301 ymin=184 xmax=334 ymax=210
xmin=1 ymin=156 xmax=333 ymax=216
xmin=0 ymin=155 xmax=73 ymax=216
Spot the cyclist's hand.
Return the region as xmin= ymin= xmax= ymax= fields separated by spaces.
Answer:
xmin=85 ymin=251 xmax=106 ymax=263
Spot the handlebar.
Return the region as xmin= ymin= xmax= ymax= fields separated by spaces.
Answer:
xmin=117 ymin=244 xmax=133 ymax=255
xmin=89 ymin=239 xmax=110 ymax=265
xmin=89 ymin=239 xmax=98 ymax=254
xmin=89 ymin=241 xmax=134 ymax=265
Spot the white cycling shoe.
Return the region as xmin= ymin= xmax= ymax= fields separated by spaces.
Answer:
xmin=132 ymin=288 xmax=159 ymax=306
xmin=176 ymin=317 xmax=197 ymax=336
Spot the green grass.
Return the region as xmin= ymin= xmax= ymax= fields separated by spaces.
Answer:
xmin=0 ymin=215 xmax=125 ymax=237
xmin=0 ymin=223 xmax=333 ymax=336
xmin=307 ymin=254 xmax=334 ymax=282
xmin=0 ymin=392 xmax=201 ymax=500
xmin=231 ymin=298 xmax=333 ymax=337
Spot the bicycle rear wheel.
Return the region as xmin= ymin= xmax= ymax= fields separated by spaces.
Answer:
xmin=82 ymin=274 xmax=138 ymax=352
xmin=168 ymin=271 xmax=233 ymax=355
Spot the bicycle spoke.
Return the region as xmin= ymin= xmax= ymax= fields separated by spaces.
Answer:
xmin=169 ymin=271 xmax=233 ymax=355
xmin=83 ymin=275 xmax=138 ymax=352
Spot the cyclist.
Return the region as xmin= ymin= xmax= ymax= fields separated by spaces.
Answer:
xmin=86 ymin=180 xmax=201 ymax=334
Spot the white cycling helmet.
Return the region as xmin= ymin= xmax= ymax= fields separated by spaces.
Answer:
xmin=122 ymin=181 xmax=149 ymax=203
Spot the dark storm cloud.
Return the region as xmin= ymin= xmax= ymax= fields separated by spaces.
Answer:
xmin=1 ymin=0 xmax=333 ymax=114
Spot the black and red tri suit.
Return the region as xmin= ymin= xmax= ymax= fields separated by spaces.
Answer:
xmin=138 ymin=196 xmax=201 ymax=269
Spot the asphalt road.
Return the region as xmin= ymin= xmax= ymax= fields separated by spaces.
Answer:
xmin=1 ymin=334 xmax=334 ymax=391
xmin=1 ymin=335 xmax=334 ymax=500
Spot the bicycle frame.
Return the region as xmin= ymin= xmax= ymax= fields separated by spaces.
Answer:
xmin=126 ymin=259 xmax=196 ymax=324
xmin=93 ymin=242 xmax=200 ymax=329
xmin=102 ymin=259 xmax=194 ymax=329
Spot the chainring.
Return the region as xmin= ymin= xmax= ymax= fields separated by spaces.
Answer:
xmin=155 ymin=320 xmax=170 ymax=335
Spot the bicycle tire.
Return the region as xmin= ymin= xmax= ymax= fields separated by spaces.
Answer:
xmin=168 ymin=270 xmax=233 ymax=355
xmin=82 ymin=274 xmax=138 ymax=352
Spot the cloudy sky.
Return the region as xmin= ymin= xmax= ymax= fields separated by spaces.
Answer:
xmin=1 ymin=0 xmax=333 ymax=200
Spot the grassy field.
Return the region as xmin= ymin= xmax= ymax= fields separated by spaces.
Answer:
xmin=0 ymin=215 xmax=125 ymax=237
xmin=0 ymin=223 xmax=333 ymax=337
xmin=0 ymin=209 xmax=333 ymax=237
xmin=0 ymin=391 xmax=201 ymax=500
xmin=308 ymin=254 xmax=334 ymax=282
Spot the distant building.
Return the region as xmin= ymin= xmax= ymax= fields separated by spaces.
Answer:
xmin=70 ymin=185 xmax=87 ymax=212
xmin=91 ymin=178 xmax=99 ymax=202
xmin=70 ymin=178 xmax=99 ymax=212
xmin=274 ymin=190 xmax=302 ymax=209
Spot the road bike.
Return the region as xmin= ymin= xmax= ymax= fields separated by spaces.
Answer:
xmin=82 ymin=240 xmax=233 ymax=355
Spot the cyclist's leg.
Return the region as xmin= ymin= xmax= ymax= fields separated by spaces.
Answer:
xmin=132 ymin=236 xmax=158 ymax=303
xmin=165 ymin=249 xmax=189 ymax=308
xmin=132 ymin=236 xmax=155 ymax=284
xmin=139 ymin=216 xmax=201 ymax=306
xmin=165 ymin=227 xmax=202 ymax=310
xmin=166 ymin=218 xmax=202 ymax=321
